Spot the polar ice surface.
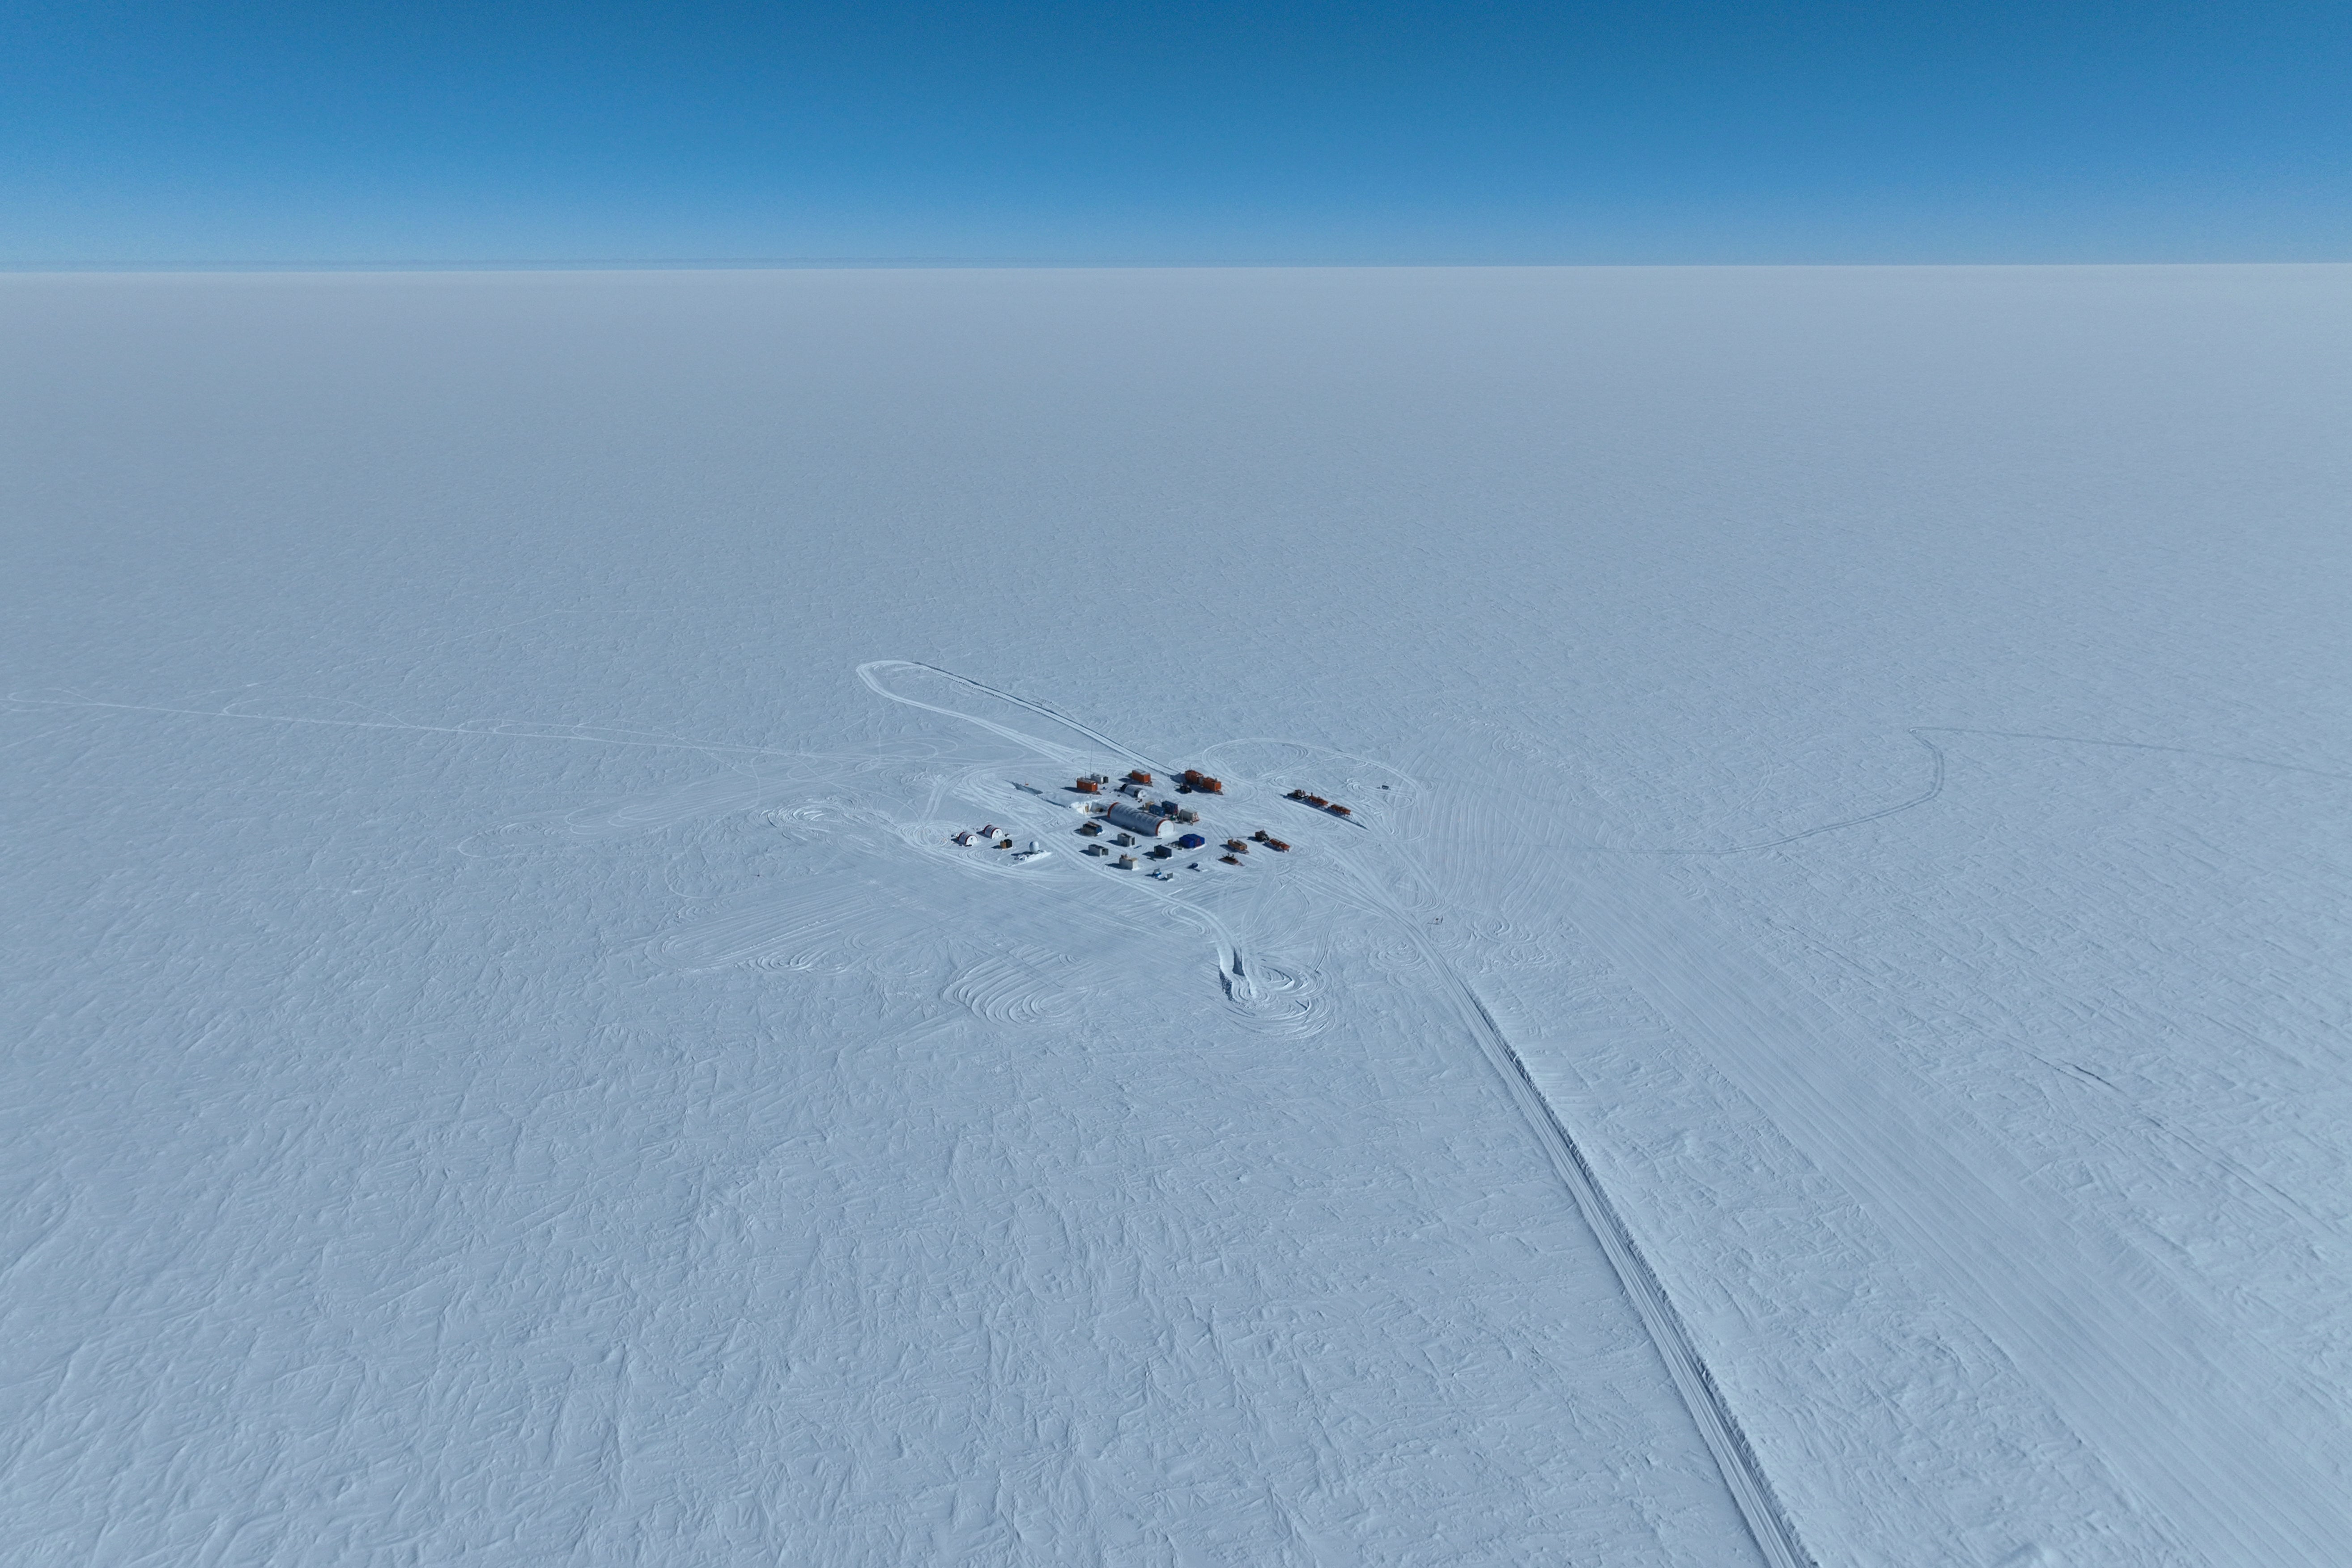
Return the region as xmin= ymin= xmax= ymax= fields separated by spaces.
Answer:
xmin=4 ymin=266 xmax=2350 ymax=1566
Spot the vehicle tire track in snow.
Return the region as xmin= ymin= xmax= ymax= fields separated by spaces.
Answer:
xmin=1471 ymin=728 xmax=1947 ymax=860
xmin=1916 ymin=725 xmax=2352 ymax=784
xmin=1562 ymin=866 xmax=2352 ymax=1568
xmin=858 ymin=660 xmax=1174 ymax=777
xmin=661 ymin=876 xmax=892 ymax=971
xmin=946 ymin=946 xmax=1083 ymax=1027
xmin=859 ymin=661 xmax=1808 ymax=1568
xmin=1331 ymin=857 xmax=1815 ymax=1568
xmin=1706 ymin=733 xmax=1945 ymax=855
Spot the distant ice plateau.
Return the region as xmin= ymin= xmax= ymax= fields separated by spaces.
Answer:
xmin=4 ymin=264 xmax=2349 ymax=1566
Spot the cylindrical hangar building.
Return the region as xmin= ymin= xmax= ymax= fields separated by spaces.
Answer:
xmin=1103 ymin=802 xmax=1176 ymax=838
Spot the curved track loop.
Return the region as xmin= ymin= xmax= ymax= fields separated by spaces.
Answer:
xmin=859 ymin=658 xmax=1813 ymax=1568
xmin=1221 ymin=961 xmax=1329 ymax=1039
xmin=947 ymin=947 xmax=1082 ymax=1028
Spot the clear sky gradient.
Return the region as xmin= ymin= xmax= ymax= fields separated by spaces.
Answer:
xmin=5 ymin=0 xmax=2348 ymax=265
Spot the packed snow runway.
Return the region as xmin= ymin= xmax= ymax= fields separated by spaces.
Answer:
xmin=4 ymin=265 xmax=2349 ymax=1564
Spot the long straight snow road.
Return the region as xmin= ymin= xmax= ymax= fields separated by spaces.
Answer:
xmin=6 ymin=264 xmax=2350 ymax=1564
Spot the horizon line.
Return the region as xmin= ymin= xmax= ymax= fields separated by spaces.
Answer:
xmin=7 ymin=256 xmax=2348 ymax=275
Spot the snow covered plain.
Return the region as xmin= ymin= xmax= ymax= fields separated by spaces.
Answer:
xmin=4 ymin=265 xmax=2350 ymax=1565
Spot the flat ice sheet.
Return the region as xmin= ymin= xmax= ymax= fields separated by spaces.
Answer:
xmin=4 ymin=266 xmax=2348 ymax=1565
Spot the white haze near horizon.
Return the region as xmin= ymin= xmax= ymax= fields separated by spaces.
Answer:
xmin=4 ymin=266 xmax=2349 ymax=1567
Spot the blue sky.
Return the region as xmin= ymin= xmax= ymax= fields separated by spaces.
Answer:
xmin=4 ymin=0 xmax=2348 ymax=264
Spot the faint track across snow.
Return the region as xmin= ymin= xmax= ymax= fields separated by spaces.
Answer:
xmin=1706 ymin=733 xmax=1945 ymax=855
xmin=857 ymin=660 xmax=1174 ymax=778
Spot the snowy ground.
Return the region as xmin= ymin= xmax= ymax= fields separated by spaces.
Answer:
xmin=4 ymin=265 xmax=2349 ymax=1565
